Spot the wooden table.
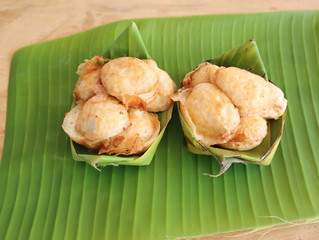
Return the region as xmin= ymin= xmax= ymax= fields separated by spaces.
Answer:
xmin=1 ymin=0 xmax=319 ymax=239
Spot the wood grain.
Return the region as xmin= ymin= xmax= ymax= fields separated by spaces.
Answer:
xmin=1 ymin=0 xmax=319 ymax=239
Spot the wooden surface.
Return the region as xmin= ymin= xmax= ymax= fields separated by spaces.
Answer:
xmin=1 ymin=0 xmax=319 ymax=239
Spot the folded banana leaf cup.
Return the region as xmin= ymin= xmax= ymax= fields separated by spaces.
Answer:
xmin=69 ymin=22 xmax=173 ymax=169
xmin=178 ymin=40 xmax=287 ymax=177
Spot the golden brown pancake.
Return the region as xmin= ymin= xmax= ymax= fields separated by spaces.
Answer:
xmin=145 ymin=66 xmax=176 ymax=112
xmin=100 ymin=109 xmax=160 ymax=155
xmin=214 ymin=67 xmax=287 ymax=119
xmin=100 ymin=57 xmax=158 ymax=108
xmin=219 ymin=115 xmax=268 ymax=151
xmin=62 ymin=105 xmax=102 ymax=150
xmin=74 ymin=55 xmax=107 ymax=102
xmin=172 ymin=83 xmax=240 ymax=145
xmin=76 ymin=95 xmax=130 ymax=141
xmin=182 ymin=62 xmax=219 ymax=88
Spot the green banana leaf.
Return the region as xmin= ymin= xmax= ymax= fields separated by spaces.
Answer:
xmin=178 ymin=40 xmax=287 ymax=176
xmin=70 ymin=22 xmax=173 ymax=168
xmin=1 ymin=10 xmax=319 ymax=240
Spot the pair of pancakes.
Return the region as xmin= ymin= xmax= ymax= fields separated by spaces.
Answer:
xmin=63 ymin=56 xmax=287 ymax=154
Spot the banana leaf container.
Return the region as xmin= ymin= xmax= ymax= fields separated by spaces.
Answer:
xmin=178 ymin=40 xmax=287 ymax=177
xmin=69 ymin=22 xmax=173 ymax=169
